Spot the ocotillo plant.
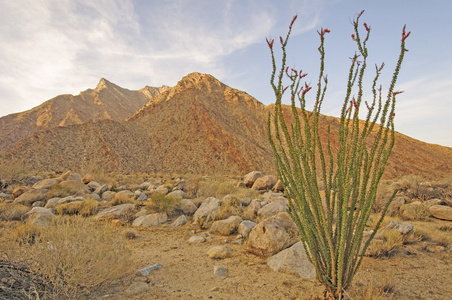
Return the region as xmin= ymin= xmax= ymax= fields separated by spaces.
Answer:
xmin=267 ymin=11 xmax=410 ymax=299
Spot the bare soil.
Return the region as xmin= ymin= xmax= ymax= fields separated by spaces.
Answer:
xmin=95 ymin=220 xmax=452 ymax=300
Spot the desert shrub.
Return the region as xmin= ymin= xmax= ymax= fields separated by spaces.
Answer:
xmin=145 ymin=193 xmax=180 ymax=216
xmin=366 ymin=230 xmax=404 ymax=258
xmin=399 ymin=203 xmax=431 ymax=221
xmin=10 ymin=222 xmax=43 ymax=245
xmin=55 ymin=198 xmax=99 ymax=217
xmin=110 ymin=193 xmax=136 ymax=206
xmin=396 ymin=175 xmax=452 ymax=201
xmin=0 ymin=203 xmax=30 ymax=221
xmin=4 ymin=216 xmax=131 ymax=299
xmin=124 ymin=230 xmax=137 ymax=240
xmin=346 ymin=281 xmax=395 ymax=300
xmin=0 ymin=160 xmax=28 ymax=185
xmin=47 ymin=184 xmax=74 ymax=199
xmin=413 ymin=223 xmax=452 ymax=247
xmin=213 ymin=195 xmax=243 ymax=220
xmin=374 ymin=180 xmax=397 ymax=213
xmin=267 ymin=11 xmax=409 ymax=298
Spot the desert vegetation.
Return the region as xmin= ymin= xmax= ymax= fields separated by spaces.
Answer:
xmin=267 ymin=11 xmax=410 ymax=299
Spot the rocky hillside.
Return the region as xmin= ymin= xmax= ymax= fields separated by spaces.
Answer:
xmin=0 ymin=78 xmax=169 ymax=152
xmin=1 ymin=73 xmax=451 ymax=179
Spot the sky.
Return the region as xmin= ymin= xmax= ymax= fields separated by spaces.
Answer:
xmin=1 ymin=0 xmax=451 ymax=147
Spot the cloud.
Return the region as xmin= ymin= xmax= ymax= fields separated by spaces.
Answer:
xmin=0 ymin=0 xmax=326 ymax=117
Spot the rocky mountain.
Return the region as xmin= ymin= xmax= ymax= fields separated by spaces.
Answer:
xmin=1 ymin=73 xmax=451 ymax=178
xmin=0 ymin=78 xmax=169 ymax=152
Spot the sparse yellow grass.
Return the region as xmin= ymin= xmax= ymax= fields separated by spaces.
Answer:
xmin=145 ymin=193 xmax=180 ymax=216
xmin=2 ymin=216 xmax=131 ymax=299
xmin=346 ymin=281 xmax=395 ymax=300
xmin=110 ymin=193 xmax=136 ymax=206
xmin=0 ymin=202 xmax=30 ymax=221
xmin=47 ymin=183 xmax=76 ymax=199
xmin=213 ymin=195 xmax=243 ymax=220
xmin=54 ymin=198 xmax=99 ymax=216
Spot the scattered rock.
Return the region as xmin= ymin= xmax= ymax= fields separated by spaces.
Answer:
xmin=32 ymin=178 xmax=62 ymax=190
xmin=252 ymin=175 xmax=277 ymax=191
xmin=94 ymin=203 xmax=135 ymax=220
xmin=57 ymin=195 xmax=85 ymax=205
xmin=244 ymin=171 xmax=264 ymax=187
xmin=14 ymin=189 xmax=48 ymax=206
xmin=167 ymin=190 xmax=186 ymax=200
xmin=45 ymin=197 xmax=61 ymax=208
xmin=207 ymin=246 xmax=232 ymax=259
xmin=423 ymin=199 xmax=444 ymax=208
xmin=267 ymin=241 xmax=316 ymax=279
xmin=136 ymin=192 xmax=148 ymax=201
xmin=257 ymin=200 xmax=288 ymax=220
xmin=94 ymin=184 xmax=109 ymax=195
xmin=429 ymin=205 xmax=452 ymax=221
xmin=82 ymin=174 xmax=95 ymax=184
xmin=116 ymin=190 xmax=135 ymax=198
xmin=387 ymin=196 xmax=405 ymax=217
xmin=101 ymin=191 xmax=116 ymax=201
xmin=238 ymin=220 xmax=257 ymax=238
xmin=132 ymin=213 xmax=168 ymax=226
xmin=383 ymin=221 xmax=414 ymax=235
xmin=188 ymin=236 xmax=206 ymax=243
xmin=193 ymin=197 xmax=221 ymax=223
xmin=178 ymin=199 xmax=198 ymax=215
xmin=12 ymin=186 xmax=30 ymax=200
xmin=31 ymin=201 xmax=44 ymax=207
xmin=172 ymin=215 xmax=187 ymax=227
xmin=25 ymin=207 xmax=54 ymax=227
xmin=243 ymin=199 xmax=265 ymax=220
xmin=210 ymin=215 xmax=243 ymax=236
xmin=135 ymin=264 xmax=163 ymax=276
xmin=247 ymin=212 xmax=299 ymax=257
xmin=140 ymin=182 xmax=152 ymax=189
xmin=213 ymin=266 xmax=227 ymax=276
xmin=87 ymin=181 xmax=101 ymax=191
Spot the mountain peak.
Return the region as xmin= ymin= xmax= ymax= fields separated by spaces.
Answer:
xmin=95 ymin=78 xmax=115 ymax=92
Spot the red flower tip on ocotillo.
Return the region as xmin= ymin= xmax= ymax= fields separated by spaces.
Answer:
xmin=266 ymin=38 xmax=274 ymax=49
xmin=289 ymin=14 xmax=298 ymax=29
xmin=282 ymin=86 xmax=289 ymax=94
xmin=324 ymin=28 xmax=330 ymax=33
xmin=280 ymin=36 xmax=284 ymax=45
xmin=393 ymin=90 xmax=404 ymax=96
xmin=351 ymin=34 xmax=355 ymax=40
xmin=363 ymin=22 xmax=370 ymax=31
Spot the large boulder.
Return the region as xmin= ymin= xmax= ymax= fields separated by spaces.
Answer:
xmin=14 ymin=189 xmax=48 ymax=206
xmin=167 ymin=190 xmax=186 ymax=200
xmin=252 ymin=175 xmax=277 ymax=191
xmin=178 ymin=199 xmax=198 ymax=215
xmin=210 ymin=216 xmax=243 ymax=236
xmin=132 ymin=213 xmax=168 ymax=226
xmin=243 ymin=171 xmax=264 ymax=187
xmin=267 ymin=241 xmax=315 ymax=279
xmin=58 ymin=180 xmax=89 ymax=194
xmin=193 ymin=197 xmax=221 ymax=223
xmin=247 ymin=212 xmax=299 ymax=257
xmin=32 ymin=178 xmax=62 ymax=190
xmin=429 ymin=205 xmax=452 ymax=221
xmin=25 ymin=207 xmax=55 ymax=227
xmin=257 ymin=200 xmax=288 ymax=220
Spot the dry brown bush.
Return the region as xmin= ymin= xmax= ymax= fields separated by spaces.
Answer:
xmin=0 ymin=203 xmax=30 ymax=221
xmin=213 ymin=195 xmax=243 ymax=220
xmin=110 ymin=193 xmax=136 ymax=206
xmin=145 ymin=193 xmax=180 ymax=216
xmin=54 ymin=198 xmax=99 ymax=217
xmin=46 ymin=184 xmax=74 ymax=199
xmin=2 ymin=216 xmax=131 ymax=299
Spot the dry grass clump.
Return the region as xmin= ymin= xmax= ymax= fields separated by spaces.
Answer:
xmin=54 ymin=198 xmax=99 ymax=217
xmin=399 ymin=203 xmax=431 ymax=221
xmin=0 ymin=202 xmax=30 ymax=221
xmin=194 ymin=177 xmax=260 ymax=199
xmin=0 ymin=160 xmax=28 ymax=184
xmin=10 ymin=222 xmax=43 ymax=245
xmin=213 ymin=195 xmax=243 ymax=220
xmin=110 ymin=193 xmax=136 ymax=206
xmin=396 ymin=175 xmax=452 ymax=202
xmin=145 ymin=193 xmax=180 ymax=216
xmin=46 ymin=184 xmax=74 ymax=199
xmin=2 ymin=216 xmax=131 ymax=299
xmin=412 ymin=222 xmax=452 ymax=247
xmin=366 ymin=230 xmax=404 ymax=258
xmin=346 ymin=281 xmax=395 ymax=300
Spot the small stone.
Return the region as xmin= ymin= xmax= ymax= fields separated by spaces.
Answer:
xmin=207 ymin=246 xmax=232 ymax=259
xmin=135 ymin=264 xmax=163 ymax=276
xmin=210 ymin=287 xmax=220 ymax=292
xmin=188 ymin=236 xmax=206 ymax=243
xmin=213 ymin=266 xmax=227 ymax=276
